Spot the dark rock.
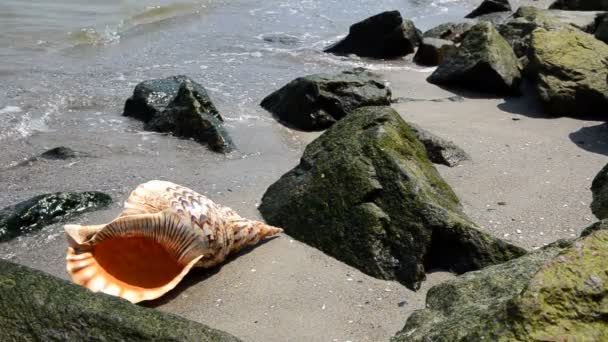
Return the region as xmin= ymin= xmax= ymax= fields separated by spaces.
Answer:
xmin=261 ymin=33 xmax=301 ymax=46
xmin=324 ymin=11 xmax=422 ymax=59
xmin=527 ymin=28 xmax=608 ymax=116
xmin=580 ymin=219 xmax=608 ymax=237
xmin=423 ymin=22 xmax=473 ymax=43
xmin=0 ymin=259 xmax=241 ymax=341
xmin=409 ymin=123 xmax=470 ymax=167
xmin=413 ymin=38 xmax=456 ymax=66
xmin=259 ymin=106 xmax=525 ymax=290
xmin=0 ymin=192 xmax=112 ymax=242
xmin=591 ymin=163 xmax=608 ymax=219
xmin=595 ymin=13 xmax=608 ymax=43
xmin=549 ymin=0 xmax=608 ymax=11
xmin=123 ymin=75 xmax=234 ymax=153
xmin=428 ymin=22 xmax=522 ymax=94
xmin=465 ymin=0 xmax=512 ymax=19
xmin=260 ymin=69 xmax=391 ymax=131
xmin=39 ymin=147 xmax=82 ymax=160
xmin=392 ymin=242 xmax=569 ymax=341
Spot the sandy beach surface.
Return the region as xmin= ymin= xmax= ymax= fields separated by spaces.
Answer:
xmin=2 ymin=66 xmax=606 ymax=342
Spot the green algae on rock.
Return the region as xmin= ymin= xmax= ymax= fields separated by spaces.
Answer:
xmin=0 ymin=259 xmax=241 ymax=342
xmin=528 ymin=28 xmax=608 ymax=116
xmin=259 ymin=106 xmax=525 ymax=290
xmin=0 ymin=192 xmax=112 ymax=242
xmin=428 ymin=22 xmax=522 ymax=95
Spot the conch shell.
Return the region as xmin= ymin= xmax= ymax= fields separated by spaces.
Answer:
xmin=64 ymin=180 xmax=282 ymax=303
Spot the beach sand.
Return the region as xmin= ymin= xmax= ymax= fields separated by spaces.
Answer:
xmin=1 ymin=66 xmax=606 ymax=342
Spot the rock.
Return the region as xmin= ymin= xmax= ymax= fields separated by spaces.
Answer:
xmin=413 ymin=38 xmax=456 ymax=66
xmin=39 ymin=147 xmax=82 ymax=160
xmin=0 ymin=259 xmax=241 ymax=341
xmin=428 ymin=22 xmax=522 ymax=94
xmin=392 ymin=241 xmax=570 ymax=341
xmin=0 ymin=192 xmax=112 ymax=242
xmin=580 ymin=219 xmax=608 ymax=237
xmin=527 ymin=28 xmax=608 ymax=116
xmin=591 ymin=163 xmax=608 ymax=219
xmin=259 ymin=106 xmax=525 ymax=290
xmin=324 ymin=11 xmax=421 ymax=59
xmin=261 ymin=33 xmax=301 ymax=46
xmin=595 ymin=13 xmax=608 ymax=43
xmin=123 ymin=75 xmax=234 ymax=153
xmin=549 ymin=0 xmax=608 ymax=11
xmin=394 ymin=229 xmax=608 ymax=341
xmin=423 ymin=22 xmax=473 ymax=43
xmin=260 ymin=69 xmax=391 ymax=131
xmin=409 ymin=123 xmax=470 ymax=167
xmin=465 ymin=0 xmax=512 ymax=19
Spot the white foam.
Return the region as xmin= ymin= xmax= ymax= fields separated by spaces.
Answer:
xmin=0 ymin=106 xmax=22 ymax=115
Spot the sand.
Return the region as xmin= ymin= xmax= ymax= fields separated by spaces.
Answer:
xmin=1 ymin=69 xmax=607 ymax=342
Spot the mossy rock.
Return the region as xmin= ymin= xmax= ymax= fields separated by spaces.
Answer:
xmin=393 ymin=230 xmax=608 ymax=341
xmin=423 ymin=22 xmax=472 ymax=43
xmin=0 ymin=192 xmax=112 ymax=242
xmin=591 ymin=163 xmax=608 ymax=220
xmin=428 ymin=22 xmax=522 ymax=95
xmin=259 ymin=106 xmax=525 ymax=290
xmin=528 ymin=28 xmax=608 ymax=116
xmin=0 ymin=260 xmax=241 ymax=341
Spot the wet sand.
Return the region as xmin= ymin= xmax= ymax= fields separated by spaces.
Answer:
xmin=1 ymin=65 xmax=606 ymax=341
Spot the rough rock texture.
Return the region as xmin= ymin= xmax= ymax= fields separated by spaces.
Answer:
xmin=465 ymin=0 xmax=512 ymax=19
xmin=260 ymin=69 xmax=391 ymax=131
xmin=423 ymin=22 xmax=472 ymax=43
xmin=392 ymin=241 xmax=571 ymax=342
xmin=0 ymin=192 xmax=112 ymax=242
xmin=498 ymin=7 xmax=602 ymax=57
xmin=394 ymin=229 xmax=608 ymax=341
xmin=324 ymin=11 xmax=421 ymax=59
xmin=259 ymin=106 xmax=525 ymax=290
xmin=0 ymin=260 xmax=241 ymax=342
xmin=409 ymin=123 xmax=470 ymax=167
xmin=428 ymin=22 xmax=522 ymax=94
xmin=550 ymin=0 xmax=608 ymax=11
xmin=528 ymin=28 xmax=608 ymax=116
xmin=413 ymin=38 xmax=456 ymax=67
xmin=596 ymin=12 xmax=608 ymax=43
xmin=123 ymin=75 xmax=234 ymax=152
xmin=591 ymin=163 xmax=608 ymax=220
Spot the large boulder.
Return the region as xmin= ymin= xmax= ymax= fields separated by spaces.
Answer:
xmin=260 ymin=69 xmax=391 ymax=131
xmin=0 ymin=260 xmax=241 ymax=341
xmin=392 ymin=240 xmax=572 ymax=341
xmin=527 ymin=28 xmax=608 ymax=116
xmin=465 ymin=0 xmax=512 ymax=19
xmin=591 ymin=163 xmax=608 ymax=219
xmin=428 ymin=22 xmax=522 ymax=94
xmin=413 ymin=38 xmax=456 ymax=66
xmin=123 ymin=75 xmax=234 ymax=153
xmin=395 ymin=228 xmax=608 ymax=341
xmin=596 ymin=12 xmax=608 ymax=43
xmin=549 ymin=0 xmax=608 ymax=11
xmin=259 ymin=106 xmax=525 ymax=290
xmin=0 ymin=192 xmax=112 ymax=242
xmin=423 ymin=22 xmax=472 ymax=43
xmin=324 ymin=11 xmax=421 ymax=59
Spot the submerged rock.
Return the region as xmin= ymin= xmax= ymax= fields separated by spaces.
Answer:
xmin=259 ymin=106 xmax=525 ymax=290
xmin=123 ymin=75 xmax=234 ymax=152
xmin=465 ymin=0 xmax=512 ymax=19
xmin=261 ymin=33 xmax=301 ymax=45
xmin=0 ymin=192 xmax=112 ymax=242
xmin=549 ymin=0 xmax=608 ymax=11
xmin=428 ymin=22 xmax=521 ymax=94
xmin=409 ymin=123 xmax=470 ymax=167
xmin=14 ymin=147 xmax=89 ymax=168
xmin=324 ymin=11 xmax=421 ymax=59
xmin=528 ymin=28 xmax=608 ymax=116
xmin=423 ymin=22 xmax=472 ymax=43
xmin=591 ymin=163 xmax=608 ymax=219
xmin=0 ymin=260 xmax=241 ymax=341
xmin=395 ymin=227 xmax=608 ymax=341
xmin=413 ymin=38 xmax=456 ymax=66
xmin=260 ymin=69 xmax=391 ymax=131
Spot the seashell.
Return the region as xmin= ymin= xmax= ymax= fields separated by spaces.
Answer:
xmin=64 ymin=180 xmax=282 ymax=303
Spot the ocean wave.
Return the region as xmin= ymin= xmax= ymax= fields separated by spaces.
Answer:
xmin=0 ymin=96 xmax=66 ymax=141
